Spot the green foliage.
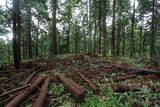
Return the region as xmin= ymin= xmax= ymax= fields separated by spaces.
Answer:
xmin=49 ymin=83 xmax=65 ymax=96
xmin=49 ymin=83 xmax=67 ymax=106
xmin=0 ymin=39 xmax=12 ymax=66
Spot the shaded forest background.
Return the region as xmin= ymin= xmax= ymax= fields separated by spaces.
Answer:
xmin=0 ymin=0 xmax=160 ymax=68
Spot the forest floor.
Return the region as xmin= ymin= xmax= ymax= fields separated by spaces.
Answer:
xmin=0 ymin=54 xmax=160 ymax=107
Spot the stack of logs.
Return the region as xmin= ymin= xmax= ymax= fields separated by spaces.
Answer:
xmin=2 ymin=76 xmax=50 ymax=107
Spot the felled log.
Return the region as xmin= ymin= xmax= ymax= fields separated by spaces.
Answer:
xmin=127 ymin=68 xmax=160 ymax=75
xmin=25 ymin=71 xmax=38 ymax=84
xmin=112 ymin=64 xmax=160 ymax=76
xmin=5 ymin=76 xmax=45 ymax=107
xmin=0 ymin=84 xmax=30 ymax=98
xmin=109 ymin=84 xmax=140 ymax=92
xmin=76 ymin=72 xmax=99 ymax=94
xmin=32 ymin=77 xmax=50 ymax=107
xmin=58 ymin=74 xmax=85 ymax=102
xmin=0 ymin=95 xmax=16 ymax=105
xmin=0 ymin=69 xmax=30 ymax=73
xmin=113 ymin=74 xmax=137 ymax=81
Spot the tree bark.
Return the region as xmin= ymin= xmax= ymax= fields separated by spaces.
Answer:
xmin=67 ymin=0 xmax=71 ymax=53
xmin=36 ymin=14 xmax=40 ymax=57
xmin=122 ymin=28 xmax=126 ymax=56
xmin=111 ymin=0 xmax=116 ymax=56
xmin=130 ymin=0 xmax=136 ymax=57
xmin=12 ymin=0 xmax=21 ymax=69
xmin=116 ymin=0 xmax=122 ymax=56
xmin=150 ymin=0 xmax=156 ymax=58
xmin=88 ymin=0 xmax=92 ymax=53
xmin=102 ymin=0 xmax=107 ymax=56
xmin=50 ymin=0 xmax=58 ymax=55
xmin=93 ymin=1 xmax=97 ymax=54
xmin=98 ymin=0 xmax=102 ymax=54
xmin=28 ymin=3 xmax=32 ymax=59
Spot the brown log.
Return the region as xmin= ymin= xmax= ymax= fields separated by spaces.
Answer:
xmin=127 ymin=68 xmax=160 ymax=75
xmin=32 ymin=77 xmax=50 ymax=107
xmin=25 ymin=71 xmax=38 ymax=84
xmin=76 ymin=72 xmax=99 ymax=94
xmin=113 ymin=74 xmax=137 ymax=81
xmin=112 ymin=64 xmax=160 ymax=75
xmin=109 ymin=83 xmax=140 ymax=92
xmin=0 ymin=84 xmax=30 ymax=98
xmin=0 ymin=69 xmax=30 ymax=73
xmin=5 ymin=76 xmax=45 ymax=107
xmin=58 ymin=74 xmax=85 ymax=102
xmin=0 ymin=95 xmax=17 ymax=105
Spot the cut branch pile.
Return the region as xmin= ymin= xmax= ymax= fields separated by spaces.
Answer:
xmin=0 ymin=84 xmax=30 ymax=98
xmin=5 ymin=76 xmax=45 ymax=107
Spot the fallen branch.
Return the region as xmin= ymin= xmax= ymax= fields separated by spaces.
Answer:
xmin=5 ymin=76 xmax=45 ymax=107
xmin=0 ymin=84 xmax=30 ymax=98
xmin=0 ymin=95 xmax=16 ymax=105
xmin=58 ymin=74 xmax=85 ymax=102
xmin=109 ymin=83 xmax=140 ymax=92
xmin=32 ymin=77 xmax=50 ymax=107
xmin=3 ymin=72 xmax=25 ymax=83
xmin=76 ymin=72 xmax=99 ymax=94
xmin=0 ymin=69 xmax=30 ymax=73
xmin=25 ymin=71 xmax=38 ymax=84
xmin=113 ymin=74 xmax=137 ymax=81
xmin=112 ymin=64 xmax=160 ymax=75
xmin=127 ymin=68 xmax=160 ymax=75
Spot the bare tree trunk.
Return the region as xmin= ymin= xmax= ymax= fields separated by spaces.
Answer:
xmin=98 ymin=0 xmax=102 ymax=54
xmin=111 ymin=0 xmax=116 ymax=56
xmin=130 ymin=0 xmax=135 ymax=57
xmin=116 ymin=1 xmax=122 ymax=56
xmin=93 ymin=0 xmax=97 ymax=54
xmin=28 ymin=3 xmax=32 ymax=59
xmin=88 ymin=0 xmax=92 ymax=53
xmin=50 ymin=0 xmax=58 ymax=55
xmin=122 ymin=28 xmax=126 ymax=56
xmin=13 ymin=0 xmax=21 ymax=69
xmin=139 ymin=25 xmax=143 ymax=56
xmin=67 ymin=0 xmax=71 ymax=53
xmin=36 ymin=14 xmax=40 ymax=57
xmin=150 ymin=0 xmax=156 ymax=57
xmin=102 ymin=0 xmax=107 ymax=56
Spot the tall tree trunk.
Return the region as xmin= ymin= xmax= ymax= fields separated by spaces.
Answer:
xmin=122 ymin=28 xmax=126 ymax=56
xmin=111 ymin=0 xmax=116 ymax=56
xmin=116 ymin=0 xmax=122 ymax=56
xmin=13 ymin=0 xmax=21 ymax=69
xmin=28 ymin=3 xmax=32 ymax=59
xmin=83 ymin=17 xmax=86 ymax=53
xmin=102 ymin=0 xmax=107 ymax=56
xmin=75 ymin=26 xmax=80 ymax=53
xmin=130 ymin=0 xmax=135 ymax=57
xmin=67 ymin=0 xmax=71 ymax=53
xmin=93 ymin=16 xmax=97 ymax=54
xmin=93 ymin=0 xmax=97 ymax=54
xmin=98 ymin=0 xmax=102 ymax=54
xmin=139 ymin=25 xmax=143 ymax=56
xmin=88 ymin=0 xmax=92 ymax=53
xmin=36 ymin=14 xmax=40 ymax=57
xmin=150 ymin=0 xmax=156 ymax=57
xmin=50 ymin=0 xmax=58 ymax=55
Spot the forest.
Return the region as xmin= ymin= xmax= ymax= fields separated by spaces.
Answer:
xmin=0 ymin=0 xmax=160 ymax=106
